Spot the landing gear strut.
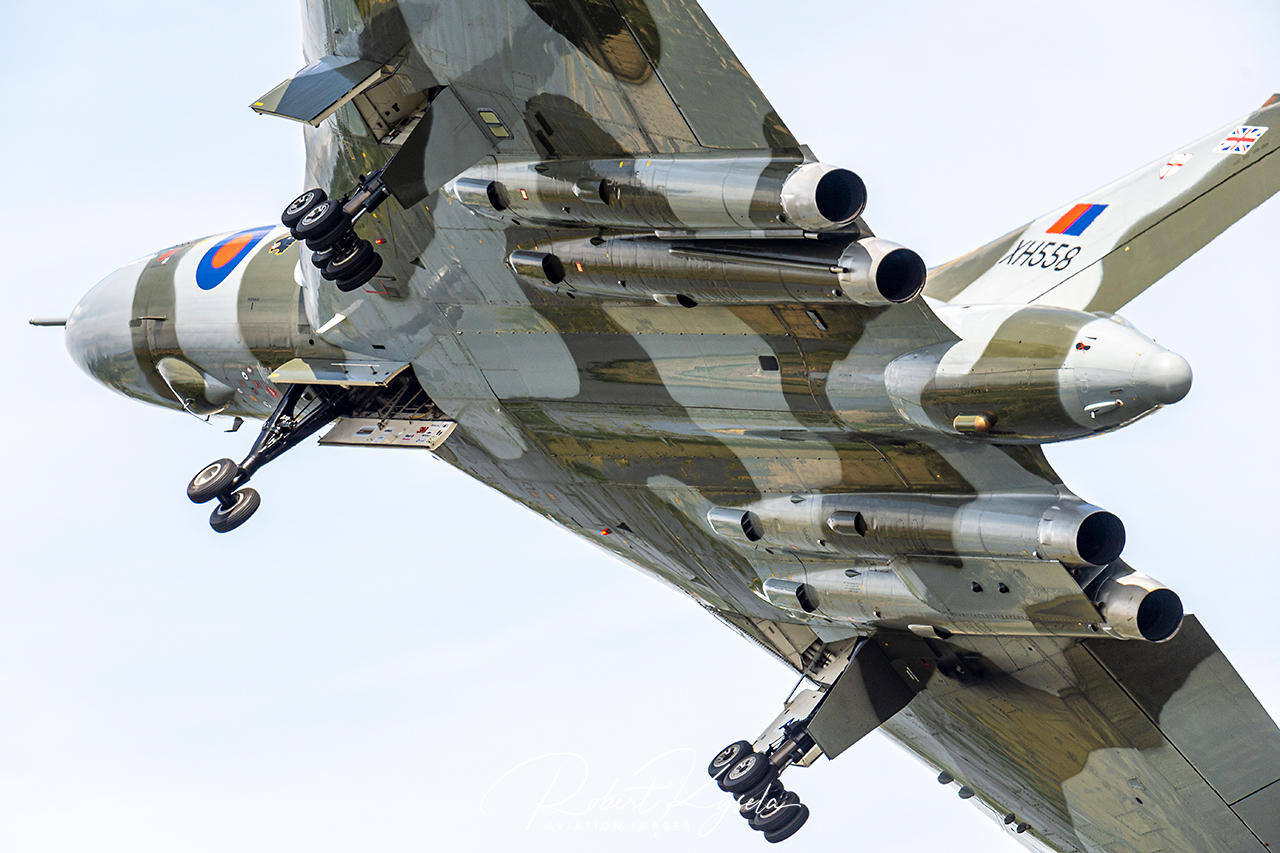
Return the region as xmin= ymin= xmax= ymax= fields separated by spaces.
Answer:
xmin=708 ymin=718 xmax=817 ymax=843
xmin=284 ymin=170 xmax=390 ymax=292
xmin=186 ymin=384 xmax=353 ymax=533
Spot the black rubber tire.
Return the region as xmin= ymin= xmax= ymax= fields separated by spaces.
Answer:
xmin=750 ymin=791 xmax=801 ymax=832
xmin=295 ymin=199 xmax=351 ymax=250
xmin=187 ymin=458 xmax=239 ymax=504
xmin=305 ymin=221 xmax=353 ymax=253
xmin=762 ymin=804 xmax=809 ymax=843
xmin=335 ymin=252 xmax=382 ymax=293
xmin=708 ymin=740 xmax=753 ymax=780
xmin=325 ymin=239 xmax=374 ymax=280
xmin=310 ymin=246 xmax=336 ymax=270
xmin=738 ymin=776 xmax=783 ymax=805
xmin=282 ymin=188 xmax=327 ymax=229
xmin=738 ymin=780 xmax=784 ymax=817
xmin=209 ymin=488 xmax=261 ymax=533
xmin=720 ymin=752 xmax=774 ymax=795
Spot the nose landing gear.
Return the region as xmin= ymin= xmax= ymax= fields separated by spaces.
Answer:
xmin=186 ymin=384 xmax=353 ymax=533
xmin=284 ymin=171 xmax=390 ymax=293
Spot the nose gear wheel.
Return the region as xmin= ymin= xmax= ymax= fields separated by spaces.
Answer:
xmin=209 ymin=487 xmax=261 ymax=533
xmin=185 ymin=384 xmax=355 ymax=533
xmin=187 ymin=458 xmax=238 ymax=504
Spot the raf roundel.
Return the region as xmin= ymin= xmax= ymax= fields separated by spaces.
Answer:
xmin=195 ymin=227 xmax=274 ymax=290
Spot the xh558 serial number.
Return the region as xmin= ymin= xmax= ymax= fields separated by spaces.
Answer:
xmin=998 ymin=239 xmax=1082 ymax=271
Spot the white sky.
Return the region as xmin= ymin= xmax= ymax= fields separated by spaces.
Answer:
xmin=2 ymin=2 xmax=1278 ymax=851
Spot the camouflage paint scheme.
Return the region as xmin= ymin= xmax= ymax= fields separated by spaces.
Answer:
xmin=62 ymin=2 xmax=1280 ymax=851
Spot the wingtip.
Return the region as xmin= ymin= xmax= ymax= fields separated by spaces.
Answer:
xmin=1261 ymin=94 xmax=1280 ymax=109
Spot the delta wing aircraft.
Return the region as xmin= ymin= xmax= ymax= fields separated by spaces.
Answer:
xmin=41 ymin=1 xmax=1280 ymax=849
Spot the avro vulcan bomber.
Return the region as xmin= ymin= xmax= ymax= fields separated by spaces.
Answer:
xmin=46 ymin=1 xmax=1280 ymax=849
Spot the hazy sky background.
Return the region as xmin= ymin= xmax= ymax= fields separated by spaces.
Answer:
xmin=3 ymin=2 xmax=1278 ymax=851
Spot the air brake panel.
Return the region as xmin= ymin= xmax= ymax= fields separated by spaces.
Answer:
xmin=251 ymin=55 xmax=385 ymax=126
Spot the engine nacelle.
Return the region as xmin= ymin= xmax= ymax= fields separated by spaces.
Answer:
xmin=445 ymin=154 xmax=868 ymax=235
xmin=504 ymin=235 xmax=925 ymax=306
xmin=708 ymin=494 xmax=1125 ymax=567
xmin=1086 ymin=561 xmax=1184 ymax=642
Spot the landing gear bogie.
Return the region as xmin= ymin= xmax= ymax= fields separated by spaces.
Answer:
xmin=304 ymin=224 xmax=352 ymax=254
xmin=285 ymin=170 xmax=391 ymax=293
xmin=708 ymin=717 xmax=819 ymax=841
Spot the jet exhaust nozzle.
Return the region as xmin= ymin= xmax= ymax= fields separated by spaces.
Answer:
xmin=1040 ymin=506 xmax=1126 ymax=567
xmin=707 ymin=506 xmax=764 ymax=542
xmin=1086 ymin=562 xmax=1184 ymax=642
xmin=838 ymin=238 xmax=927 ymax=304
xmin=507 ymin=250 xmax=566 ymax=284
xmin=762 ymin=577 xmax=818 ymax=613
xmin=779 ymin=163 xmax=867 ymax=232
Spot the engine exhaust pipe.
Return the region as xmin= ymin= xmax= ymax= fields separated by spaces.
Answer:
xmin=1086 ymin=562 xmax=1184 ymax=642
xmin=762 ymin=577 xmax=817 ymax=613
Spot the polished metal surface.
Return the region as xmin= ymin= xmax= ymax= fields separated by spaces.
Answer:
xmin=1088 ymin=562 xmax=1185 ymax=642
xmin=777 ymin=162 xmax=867 ymax=231
xmin=707 ymin=506 xmax=763 ymax=543
xmin=761 ymin=577 xmax=816 ymax=613
xmin=706 ymin=492 xmax=1123 ymax=567
xmin=447 ymin=154 xmax=871 ymax=236
xmin=882 ymin=305 xmax=1194 ymax=443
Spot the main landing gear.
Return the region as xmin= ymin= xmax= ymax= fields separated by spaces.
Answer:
xmin=708 ymin=719 xmax=816 ymax=843
xmin=282 ymin=170 xmax=391 ymax=293
xmin=186 ymin=384 xmax=353 ymax=533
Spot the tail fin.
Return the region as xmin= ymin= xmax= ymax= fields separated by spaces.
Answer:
xmin=926 ymin=95 xmax=1280 ymax=311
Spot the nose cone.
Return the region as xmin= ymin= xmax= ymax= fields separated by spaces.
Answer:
xmin=1133 ymin=349 xmax=1193 ymax=405
xmin=65 ymin=258 xmax=148 ymax=397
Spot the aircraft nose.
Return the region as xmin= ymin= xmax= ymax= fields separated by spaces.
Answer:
xmin=1133 ymin=349 xmax=1193 ymax=405
xmin=65 ymin=259 xmax=148 ymax=396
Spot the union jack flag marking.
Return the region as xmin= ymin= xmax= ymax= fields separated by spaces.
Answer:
xmin=1216 ymin=126 xmax=1268 ymax=155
